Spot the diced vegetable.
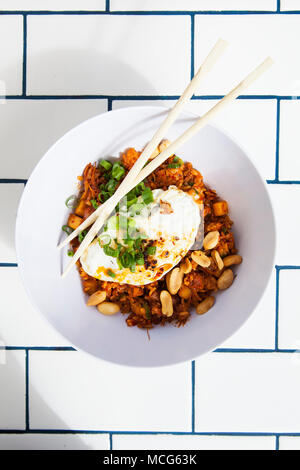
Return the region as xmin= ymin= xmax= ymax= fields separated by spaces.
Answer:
xmin=67 ymin=213 xmax=82 ymax=230
xmin=75 ymin=198 xmax=86 ymax=217
xmin=213 ymin=201 xmax=228 ymax=216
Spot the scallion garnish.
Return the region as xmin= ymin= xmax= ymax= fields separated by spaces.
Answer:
xmin=106 ymin=179 xmax=118 ymax=195
xmin=107 ymin=215 xmax=119 ymax=231
xmin=90 ymin=199 xmax=98 ymax=209
xmin=99 ymin=159 xmax=112 ymax=171
xmin=103 ymin=245 xmax=119 ymax=257
xmin=65 ymin=195 xmax=78 ymax=209
xmin=67 ymin=250 xmax=74 ymax=257
xmin=78 ymin=230 xmax=87 ymax=243
xmin=146 ymin=246 xmax=156 ymax=256
xmin=142 ymin=187 xmax=154 ymax=205
xmin=62 ymin=225 xmax=73 ymax=235
xmin=107 ymin=269 xmax=116 ymax=278
xmin=167 ymin=158 xmax=183 ymax=169
xmin=98 ymin=233 xmax=111 ymax=246
xmin=136 ymin=255 xmax=144 ymax=265
xmin=112 ymin=162 xmax=125 ymax=181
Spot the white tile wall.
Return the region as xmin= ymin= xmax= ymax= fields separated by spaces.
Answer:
xmin=279 ymin=100 xmax=300 ymax=181
xmin=278 ymin=269 xmax=300 ymax=350
xmin=279 ymin=436 xmax=300 ymax=450
xmin=0 ymin=1 xmax=106 ymax=9
xmin=0 ymin=267 xmax=70 ymax=346
xmin=195 ymin=353 xmax=300 ymax=432
xmin=29 ymin=351 xmax=191 ymax=431
xmin=27 ymin=15 xmax=191 ymax=96
xmin=113 ymin=433 xmax=276 ymax=450
xmin=0 ymin=350 xmax=25 ymax=430
xmin=0 ymin=99 xmax=107 ymax=179
xmin=111 ymin=1 xmax=277 ymax=11
xmin=281 ymin=0 xmax=300 ymax=10
xmin=268 ymin=185 xmax=300 ymax=265
xmin=112 ymin=99 xmax=277 ymax=181
xmin=0 ymin=184 xmax=23 ymax=263
xmin=0 ymin=433 xmax=110 ymax=450
xmin=194 ymin=15 xmax=300 ymax=95
xmin=0 ymin=16 xmax=23 ymax=95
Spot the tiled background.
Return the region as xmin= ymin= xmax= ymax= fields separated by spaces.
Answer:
xmin=0 ymin=0 xmax=300 ymax=451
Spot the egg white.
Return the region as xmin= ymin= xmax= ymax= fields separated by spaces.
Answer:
xmin=80 ymin=186 xmax=201 ymax=285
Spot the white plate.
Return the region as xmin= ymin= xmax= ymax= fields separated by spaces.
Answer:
xmin=16 ymin=106 xmax=275 ymax=367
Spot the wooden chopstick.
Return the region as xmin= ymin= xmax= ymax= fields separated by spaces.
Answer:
xmin=62 ymin=56 xmax=273 ymax=279
xmin=58 ymin=38 xmax=228 ymax=252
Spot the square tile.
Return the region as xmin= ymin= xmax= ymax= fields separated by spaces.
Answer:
xmin=194 ymin=15 xmax=300 ymax=95
xmin=0 ymin=433 xmax=110 ymax=450
xmin=0 ymin=184 xmax=24 ymax=263
xmin=279 ymin=100 xmax=300 ymax=181
xmin=0 ymin=0 xmax=106 ymax=9
xmin=0 ymin=99 xmax=107 ymax=179
xmin=195 ymin=353 xmax=300 ymax=432
xmin=268 ymin=185 xmax=300 ymax=265
xmin=279 ymin=436 xmax=300 ymax=450
xmin=281 ymin=0 xmax=300 ymax=9
xmin=29 ymin=351 xmax=191 ymax=431
xmin=0 ymin=16 xmax=23 ymax=95
xmin=111 ymin=1 xmax=276 ymax=11
xmin=113 ymin=434 xmax=276 ymax=450
xmin=0 ymin=267 xmax=70 ymax=346
xmin=27 ymin=15 xmax=190 ymax=95
xmin=278 ymin=269 xmax=300 ymax=349
xmin=0 ymin=350 xmax=26 ymax=430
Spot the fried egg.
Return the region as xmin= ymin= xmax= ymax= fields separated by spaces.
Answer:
xmin=80 ymin=186 xmax=201 ymax=286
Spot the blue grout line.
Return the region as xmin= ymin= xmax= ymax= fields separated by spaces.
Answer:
xmin=3 ymin=346 xmax=300 ymax=353
xmin=2 ymin=10 xmax=300 ymax=16
xmin=275 ymin=99 xmax=280 ymax=180
xmin=0 ymin=429 xmax=296 ymax=437
xmin=106 ymin=0 xmax=110 ymax=13
xmin=25 ymin=350 xmax=29 ymax=431
xmin=22 ymin=14 xmax=27 ymax=96
xmin=107 ymin=98 xmax=112 ymax=111
xmin=277 ymin=1 xmax=281 ymax=13
xmin=109 ymin=433 xmax=113 ymax=450
xmin=1 ymin=94 xmax=300 ymax=101
xmin=0 ymin=263 xmax=18 ymax=267
xmin=191 ymin=361 xmax=195 ymax=432
xmin=190 ymin=14 xmax=195 ymax=80
xmin=0 ymin=178 xmax=27 ymax=184
xmin=275 ymin=266 xmax=280 ymax=350
xmin=267 ymin=180 xmax=300 ymax=184
xmin=276 ymin=435 xmax=280 ymax=450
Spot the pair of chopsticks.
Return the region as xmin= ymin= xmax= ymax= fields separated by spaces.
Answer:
xmin=60 ymin=39 xmax=273 ymax=278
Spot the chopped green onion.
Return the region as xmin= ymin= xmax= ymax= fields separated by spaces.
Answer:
xmin=62 ymin=225 xmax=73 ymax=235
xmin=142 ymin=187 xmax=154 ymax=205
xmin=99 ymin=159 xmax=112 ymax=171
xmin=129 ymin=202 xmax=146 ymax=216
xmin=144 ymin=302 xmax=151 ymax=319
xmin=136 ymin=255 xmax=144 ymax=265
xmin=120 ymin=251 xmax=134 ymax=269
xmin=90 ymin=199 xmax=98 ymax=209
xmin=127 ymin=196 xmax=137 ymax=208
xmin=112 ymin=162 xmax=125 ymax=181
xmin=128 ymin=218 xmax=136 ymax=228
xmin=107 ymin=269 xmax=116 ymax=278
xmin=146 ymin=246 xmax=156 ymax=256
xmin=103 ymin=245 xmax=119 ymax=257
xmin=78 ymin=230 xmax=87 ymax=243
xmin=67 ymin=250 xmax=74 ymax=257
xmin=65 ymin=195 xmax=78 ymax=209
xmin=107 ymin=215 xmax=119 ymax=231
xmin=167 ymin=158 xmax=183 ymax=169
xmin=98 ymin=191 xmax=110 ymax=202
xmin=98 ymin=233 xmax=111 ymax=246
xmin=134 ymin=182 xmax=146 ymax=195
xmin=130 ymin=263 xmax=136 ymax=273
xmin=106 ymin=179 xmax=118 ymax=195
